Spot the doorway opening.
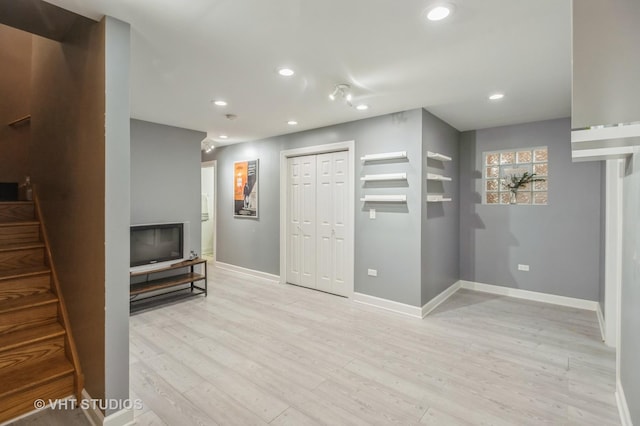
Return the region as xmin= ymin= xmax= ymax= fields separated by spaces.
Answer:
xmin=201 ymin=161 xmax=216 ymax=262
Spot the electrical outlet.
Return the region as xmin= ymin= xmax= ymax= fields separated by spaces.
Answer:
xmin=369 ymin=208 xmax=376 ymax=219
xmin=367 ymin=269 xmax=378 ymax=277
xmin=518 ymin=264 xmax=530 ymax=271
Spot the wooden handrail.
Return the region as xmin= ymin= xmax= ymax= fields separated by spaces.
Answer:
xmin=32 ymin=187 xmax=84 ymax=402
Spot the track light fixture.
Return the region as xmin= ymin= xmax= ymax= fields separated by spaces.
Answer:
xmin=329 ymin=84 xmax=353 ymax=107
xmin=201 ymin=137 xmax=216 ymax=154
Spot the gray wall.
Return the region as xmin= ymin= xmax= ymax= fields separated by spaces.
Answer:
xmin=104 ymin=16 xmax=130 ymax=417
xmin=130 ymin=119 xmax=204 ymax=258
xmin=459 ymin=118 xmax=603 ymax=300
xmin=206 ymin=110 xmax=425 ymax=306
xmin=421 ymin=109 xmax=460 ymax=305
xmin=621 ymin=147 xmax=640 ymax=424
xmin=572 ymin=0 xmax=640 ymax=128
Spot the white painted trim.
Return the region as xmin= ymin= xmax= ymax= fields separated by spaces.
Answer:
xmin=353 ymin=292 xmax=423 ymax=318
xmin=616 ymin=380 xmax=633 ymax=426
xmin=596 ymin=303 xmax=606 ymax=342
xmin=279 ymin=141 xmax=355 ymax=299
xmin=572 ymin=122 xmax=640 ymax=144
xmin=605 ymin=159 xmax=624 ymax=348
xmin=422 ymin=280 xmax=462 ymax=317
xmin=103 ymin=407 xmax=134 ymax=426
xmin=459 ymin=281 xmax=598 ymax=311
xmin=80 ymin=389 xmax=102 ymax=426
xmin=571 ymin=146 xmax=634 ymax=162
xmin=215 ymin=261 xmax=280 ymax=282
xmin=201 ymin=160 xmax=217 ymax=266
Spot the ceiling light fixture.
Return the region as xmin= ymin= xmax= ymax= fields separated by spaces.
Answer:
xmin=201 ymin=137 xmax=216 ymax=154
xmin=219 ymin=135 xmax=228 ymax=139
xmin=356 ymin=104 xmax=369 ymax=111
xmin=329 ymin=84 xmax=353 ymax=107
xmin=213 ymin=100 xmax=227 ymax=106
xmin=278 ymin=68 xmax=295 ymax=77
xmin=287 ymin=120 xmax=298 ymax=125
xmin=489 ymin=93 xmax=505 ymax=100
xmin=426 ymin=4 xmax=453 ymax=21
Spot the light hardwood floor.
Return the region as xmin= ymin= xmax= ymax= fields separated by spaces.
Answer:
xmin=129 ymin=266 xmax=620 ymax=426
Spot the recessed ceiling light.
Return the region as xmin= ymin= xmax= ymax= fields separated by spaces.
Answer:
xmin=219 ymin=135 xmax=228 ymax=139
xmin=278 ymin=68 xmax=295 ymax=77
xmin=287 ymin=120 xmax=298 ymax=125
xmin=427 ymin=5 xmax=452 ymax=21
xmin=213 ymin=100 xmax=227 ymax=106
xmin=356 ymin=104 xmax=369 ymax=111
xmin=489 ymin=93 xmax=505 ymax=100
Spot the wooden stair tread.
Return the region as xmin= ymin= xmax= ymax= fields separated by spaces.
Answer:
xmin=0 ymin=241 xmax=45 ymax=252
xmin=0 ymin=221 xmax=39 ymax=228
xmin=0 ymin=266 xmax=50 ymax=281
xmin=0 ymin=323 xmax=65 ymax=354
xmin=0 ymin=354 xmax=74 ymax=399
xmin=0 ymin=292 xmax=58 ymax=315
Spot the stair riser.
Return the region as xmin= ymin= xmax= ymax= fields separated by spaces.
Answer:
xmin=0 ymin=274 xmax=51 ymax=301
xmin=0 ymin=374 xmax=74 ymax=423
xmin=0 ymin=304 xmax=57 ymax=335
xmin=0 ymin=225 xmax=40 ymax=245
xmin=0 ymin=336 xmax=65 ymax=370
xmin=0 ymin=204 xmax=34 ymax=222
xmin=0 ymin=248 xmax=45 ymax=272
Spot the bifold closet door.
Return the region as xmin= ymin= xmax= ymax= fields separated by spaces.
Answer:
xmin=286 ymin=155 xmax=317 ymax=288
xmin=287 ymin=151 xmax=349 ymax=296
xmin=316 ymin=151 xmax=349 ymax=296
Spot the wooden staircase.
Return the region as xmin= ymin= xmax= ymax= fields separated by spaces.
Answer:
xmin=0 ymin=200 xmax=83 ymax=423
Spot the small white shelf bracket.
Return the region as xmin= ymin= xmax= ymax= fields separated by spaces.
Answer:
xmin=360 ymin=151 xmax=407 ymax=162
xmin=426 ymin=151 xmax=452 ymax=162
xmin=360 ymin=194 xmax=407 ymax=203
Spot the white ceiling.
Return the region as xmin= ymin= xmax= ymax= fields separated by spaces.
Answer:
xmin=44 ymin=0 xmax=571 ymax=143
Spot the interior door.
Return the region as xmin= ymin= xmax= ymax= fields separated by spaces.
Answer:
xmin=286 ymin=155 xmax=317 ymax=287
xmin=330 ymin=151 xmax=349 ymax=296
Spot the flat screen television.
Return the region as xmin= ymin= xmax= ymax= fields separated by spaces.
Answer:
xmin=130 ymin=223 xmax=184 ymax=267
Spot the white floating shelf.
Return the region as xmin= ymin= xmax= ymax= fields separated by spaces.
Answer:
xmin=360 ymin=194 xmax=407 ymax=203
xmin=360 ymin=151 xmax=407 ymax=162
xmin=360 ymin=173 xmax=407 ymax=182
xmin=427 ymin=173 xmax=452 ymax=181
xmin=426 ymin=194 xmax=452 ymax=202
xmin=427 ymin=151 xmax=452 ymax=162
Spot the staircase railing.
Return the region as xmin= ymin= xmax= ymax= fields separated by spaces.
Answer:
xmin=32 ymin=187 xmax=84 ymax=402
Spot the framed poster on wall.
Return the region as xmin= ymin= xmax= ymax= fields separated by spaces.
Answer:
xmin=233 ymin=159 xmax=258 ymax=218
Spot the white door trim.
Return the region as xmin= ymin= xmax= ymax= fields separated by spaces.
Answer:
xmin=201 ymin=160 xmax=217 ymax=265
xmin=280 ymin=141 xmax=355 ymax=298
xmin=604 ymin=158 xmax=623 ymax=348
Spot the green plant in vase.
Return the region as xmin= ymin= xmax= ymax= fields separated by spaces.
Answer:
xmin=503 ymin=172 xmax=545 ymax=204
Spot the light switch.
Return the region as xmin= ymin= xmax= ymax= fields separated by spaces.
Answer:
xmin=369 ymin=208 xmax=376 ymax=219
xmin=368 ymin=269 xmax=378 ymax=277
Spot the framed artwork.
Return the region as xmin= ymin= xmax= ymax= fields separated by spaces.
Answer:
xmin=233 ymin=159 xmax=259 ymax=218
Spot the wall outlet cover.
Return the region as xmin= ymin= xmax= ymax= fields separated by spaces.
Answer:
xmin=367 ymin=269 xmax=378 ymax=276
xmin=518 ymin=264 xmax=530 ymax=271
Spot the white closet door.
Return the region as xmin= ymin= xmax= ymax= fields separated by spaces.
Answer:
xmin=316 ymin=153 xmax=333 ymax=293
xmin=286 ymin=156 xmax=302 ymax=285
xmin=315 ymin=151 xmax=349 ymax=296
xmin=331 ymin=151 xmax=349 ymax=296
xmin=299 ymin=155 xmax=317 ymax=288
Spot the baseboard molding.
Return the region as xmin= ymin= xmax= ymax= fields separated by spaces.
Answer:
xmin=353 ymin=292 xmax=423 ymax=318
xmin=459 ymin=280 xmax=598 ymax=311
xmin=80 ymin=390 xmax=135 ymax=426
xmin=616 ymin=380 xmax=633 ymax=426
xmin=421 ymin=280 xmax=462 ymax=317
xmin=596 ymin=303 xmax=606 ymax=342
xmin=103 ymin=407 xmax=134 ymax=426
xmin=215 ymin=261 xmax=280 ymax=282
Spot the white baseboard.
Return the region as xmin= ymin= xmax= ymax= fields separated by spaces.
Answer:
xmin=422 ymin=281 xmax=462 ymax=317
xmin=616 ymin=380 xmax=633 ymax=426
xmin=103 ymin=407 xmax=134 ymax=426
xmin=459 ymin=280 xmax=598 ymax=311
xmin=353 ymin=292 xmax=423 ymax=318
xmin=80 ymin=389 xmax=135 ymax=426
xmin=215 ymin=261 xmax=280 ymax=282
xmin=596 ymin=303 xmax=606 ymax=342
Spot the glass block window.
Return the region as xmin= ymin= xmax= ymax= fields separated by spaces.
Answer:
xmin=483 ymin=146 xmax=548 ymax=205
